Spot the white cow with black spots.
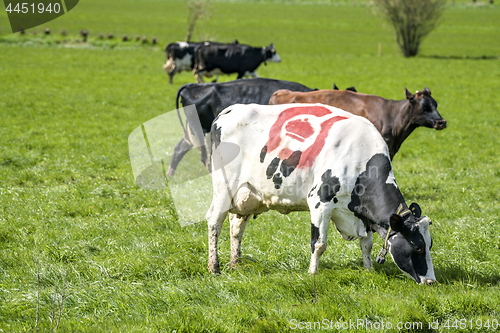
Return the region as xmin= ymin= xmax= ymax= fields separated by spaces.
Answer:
xmin=206 ymin=103 xmax=436 ymax=284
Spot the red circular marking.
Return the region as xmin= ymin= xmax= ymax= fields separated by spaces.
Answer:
xmin=285 ymin=119 xmax=314 ymax=141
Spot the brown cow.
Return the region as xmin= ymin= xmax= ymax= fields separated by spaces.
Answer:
xmin=269 ymin=88 xmax=446 ymax=160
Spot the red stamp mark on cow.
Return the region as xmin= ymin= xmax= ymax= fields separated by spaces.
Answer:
xmin=260 ymin=106 xmax=348 ymax=188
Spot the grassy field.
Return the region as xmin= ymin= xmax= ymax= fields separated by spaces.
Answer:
xmin=1 ymin=0 xmax=499 ymax=332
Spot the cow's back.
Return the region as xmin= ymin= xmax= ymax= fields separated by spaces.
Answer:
xmin=215 ymin=78 xmax=313 ymax=106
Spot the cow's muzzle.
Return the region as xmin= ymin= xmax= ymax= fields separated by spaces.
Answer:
xmin=420 ymin=277 xmax=436 ymax=285
xmin=434 ymin=119 xmax=447 ymax=130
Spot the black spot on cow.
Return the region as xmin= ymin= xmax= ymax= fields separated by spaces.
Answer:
xmin=315 ymin=202 xmax=320 ymax=209
xmin=308 ymin=185 xmax=317 ymax=198
xmin=347 ymin=153 xmax=405 ymax=229
xmin=272 ymin=173 xmax=282 ymax=189
xmin=311 ymin=223 xmax=319 ymax=253
xmin=317 ymin=170 xmax=341 ymax=203
xmin=260 ymin=146 xmax=268 ymax=163
xmin=280 ymin=150 xmax=302 ymax=177
xmin=266 ymin=157 xmax=280 ymax=179
xmin=212 ymin=124 xmax=222 ymax=149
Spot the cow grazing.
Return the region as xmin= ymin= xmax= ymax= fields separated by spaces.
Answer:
xmin=167 ymin=78 xmax=314 ymax=177
xmin=269 ymin=88 xmax=446 ymax=160
xmin=193 ymin=42 xmax=281 ymax=83
xmin=207 ymin=103 xmax=436 ymax=284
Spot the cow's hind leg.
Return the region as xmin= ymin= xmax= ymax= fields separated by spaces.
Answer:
xmin=167 ymin=136 xmax=193 ymax=177
xmin=229 ymin=213 xmax=250 ymax=268
xmin=308 ymin=206 xmax=333 ymax=274
xmin=359 ymin=232 xmax=373 ymax=270
xmin=206 ymin=203 xmax=228 ymax=274
xmin=195 ymin=71 xmax=205 ymax=83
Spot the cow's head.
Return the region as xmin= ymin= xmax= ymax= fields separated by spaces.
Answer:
xmin=385 ymin=203 xmax=436 ymax=284
xmin=264 ymin=43 xmax=281 ymax=63
xmin=405 ymin=87 xmax=446 ymax=130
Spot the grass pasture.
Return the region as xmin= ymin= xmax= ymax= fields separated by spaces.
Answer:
xmin=1 ymin=0 xmax=500 ymax=332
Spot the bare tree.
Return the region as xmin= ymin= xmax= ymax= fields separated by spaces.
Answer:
xmin=185 ymin=0 xmax=212 ymax=42
xmin=374 ymin=0 xmax=445 ymax=57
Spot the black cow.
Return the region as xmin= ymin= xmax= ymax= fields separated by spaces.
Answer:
xmin=193 ymin=43 xmax=281 ymax=83
xmin=167 ymin=78 xmax=313 ymax=176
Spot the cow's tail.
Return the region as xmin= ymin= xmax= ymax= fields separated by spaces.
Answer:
xmin=175 ymin=84 xmax=188 ymax=136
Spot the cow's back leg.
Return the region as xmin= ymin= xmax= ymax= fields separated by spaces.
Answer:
xmin=308 ymin=205 xmax=333 ymax=274
xmin=359 ymin=232 xmax=373 ymax=270
xmin=229 ymin=213 xmax=250 ymax=268
xmin=167 ymin=136 xmax=193 ymax=177
xmin=195 ymin=71 xmax=205 ymax=83
xmin=243 ymin=71 xmax=258 ymax=79
xmin=206 ymin=202 xmax=229 ymax=274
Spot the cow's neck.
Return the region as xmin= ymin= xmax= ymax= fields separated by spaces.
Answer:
xmin=347 ymin=153 xmax=406 ymax=239
xmin=385 ymin=100 xmax=418 ymax=159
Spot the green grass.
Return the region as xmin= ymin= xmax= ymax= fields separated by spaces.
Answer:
xmin=1 ymin=0 xmax=499 ymax=332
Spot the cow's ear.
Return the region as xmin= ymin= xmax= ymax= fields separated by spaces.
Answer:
xmin=333 ymin=83 xmax=339 ymax=90
xmin=409 ymin=203 xmax=422 ymax=218
xmin=269 ymin=43 xmax=274 ymax=49
xmin=423 ymin=87 xmax=431 ymax=96
xmin=405 ymin=87 xmax=415 ymax=102
xmin=390 ymin=214 xmax=405 ymax=232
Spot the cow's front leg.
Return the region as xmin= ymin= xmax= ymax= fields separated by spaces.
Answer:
xmin=359 ymin=231 xmax=373 ymax=270
xmin=229 ymin=214 xmax=250 ymax=268
xmin=308 ymin=207 xmax=333 ymax=274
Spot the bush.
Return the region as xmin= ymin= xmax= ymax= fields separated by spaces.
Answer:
xmin=375 ymin=0 xmax=445 ymax=57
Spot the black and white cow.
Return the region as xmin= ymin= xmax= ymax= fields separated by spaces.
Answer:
xmin=193 ymin=42 xmax=281 ymax=83
xmin=164 ymin=42 xmax=201 ymax=84
xmin=164 ymin=41 xmax=236 ymax=84
xmin=167 ymin=78 xmax=314 ymax=177
xmin=206 ymin=103 xmax=436 ymax=284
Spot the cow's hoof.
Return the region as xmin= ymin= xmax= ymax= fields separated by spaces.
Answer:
xmin=229 ymin=258 xmax=242 ymax=269
xmin=166 ymin=167 xmax=175 ymax=177
xmin=208 ymin=264 xmax=220 ymax=275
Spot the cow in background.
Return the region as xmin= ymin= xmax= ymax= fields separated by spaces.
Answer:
xmin=193 ymin=42 xmax=281 ymax=83
xmin=163 ymin=41 xmax=238 ymax=84
xmin=269 ymin=88 xmax=446 ymax=159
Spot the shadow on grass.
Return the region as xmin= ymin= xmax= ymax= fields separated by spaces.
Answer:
xmin=226 ymin=256 xmax=500 ymax=287
xmin=435 ymin=265 xmax=500 ymax=286
xmin=420 ymin=55 xmax=499 ymax=60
